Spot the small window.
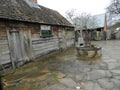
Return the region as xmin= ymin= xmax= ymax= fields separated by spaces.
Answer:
xmin=40 ymin=25 xmax=53 ymax=38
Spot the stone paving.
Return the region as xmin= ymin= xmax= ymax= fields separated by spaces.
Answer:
xmin=3 ymin=40 xmax=120 ymax=90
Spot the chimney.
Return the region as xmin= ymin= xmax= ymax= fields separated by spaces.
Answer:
xmin=29 ymin=0 xmax=37 ymax=3
xmin=104 ymin=14 xmax=107 ymax=32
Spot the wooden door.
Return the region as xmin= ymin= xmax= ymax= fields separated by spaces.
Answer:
xmin=22 ymin=29 xmax=33 ymax=61
xmin=8 ymin=29 xmax=23 ymax=68
xmin=8 ymin=28 xmax=33 ymax=68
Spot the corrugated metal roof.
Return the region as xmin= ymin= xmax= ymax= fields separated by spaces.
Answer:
xmin=94 ymin=14 xmax=105 ymax=28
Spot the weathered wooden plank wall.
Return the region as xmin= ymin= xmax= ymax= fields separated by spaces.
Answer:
xmin=65 ymin=30 xmax=74 ymax=47
xmin=0 ymin=28 xmax=10 ymax=65
xmin=0 ymin=34 xmax=10 ymax=65
xmin=0 ymin=40 xmax=10 ymax=65
xmin=31 ymin=25 xmax=75 ymax=58
xmin=0 ymin=21 xmax=74 ymax=68
xmin=66 ymin=38 xmax=74 ymax=47
xmin=1 ymin=24 xmax=35 ymax=68
xmin=32 ymin=38 xmax=59 ymax=58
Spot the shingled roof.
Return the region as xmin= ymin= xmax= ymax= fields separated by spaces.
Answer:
xmin=0 ymin=0 xmax=73 ymax=27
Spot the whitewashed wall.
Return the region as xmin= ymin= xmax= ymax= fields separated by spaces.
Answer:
xmin=106 ymin=30 xmax=112 ymax=40
xmin=115 ymin=31 xmax=120 ymax=39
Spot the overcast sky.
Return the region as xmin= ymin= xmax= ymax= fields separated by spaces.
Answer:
xmin=38 ymin=0 xmax=111 ymax=16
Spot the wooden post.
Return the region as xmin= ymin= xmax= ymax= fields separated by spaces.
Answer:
xmin=104 ymin=14 xmax=107 ymax=40
xmin=58 ymin=28 xmax=62 ymax=51
xmin=19 ymin=28 xmax=25 ymax=61
xmin=28 ymin=28 xmax=34 ymax=60
xmin=104 ymin=14 xmax=107 ymax=32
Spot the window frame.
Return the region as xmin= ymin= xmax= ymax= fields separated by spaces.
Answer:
xmin=40 ymin=25 xmax=53 ymax=38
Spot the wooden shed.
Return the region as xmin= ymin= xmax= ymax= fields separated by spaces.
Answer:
xmin=0 ymin=0 xmax=74 ymax=68
xmin=88 ymin=14 xmax=106 ymax=40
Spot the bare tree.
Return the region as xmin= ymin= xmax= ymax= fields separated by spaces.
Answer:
xmin=74 ymin=13 xmax=98 ymax=30
xmin=107 ymin=0 xmax=120 ymax=14
xmin=65 ymin=9 xmax=76 ymax=24
xmin=66 ymin=10 xmax=98 ymax=30
xmin=107 ymin=0 xmax=120 ymax=25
